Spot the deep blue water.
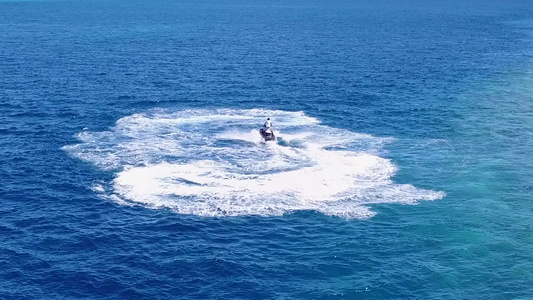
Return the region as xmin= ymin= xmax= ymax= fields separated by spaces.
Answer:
xmin=2 ymin=0 xmax=533 ymax=299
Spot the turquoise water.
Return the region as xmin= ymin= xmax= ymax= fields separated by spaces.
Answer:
xmin=1 ymin=0 xmax=533 ymax=298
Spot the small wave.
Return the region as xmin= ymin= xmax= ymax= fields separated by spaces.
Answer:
xmin=63 ymin=108 xmax=444 ymax=218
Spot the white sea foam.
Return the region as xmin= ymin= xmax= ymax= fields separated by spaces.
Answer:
xmin=63 ymin=108 xmax=445 ymax=218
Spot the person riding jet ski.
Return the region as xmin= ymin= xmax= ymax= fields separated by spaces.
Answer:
xmin=259 ymin=118 xmax=276 ymax=141
xmin=263 ymin=118 xmax=272 ymax=129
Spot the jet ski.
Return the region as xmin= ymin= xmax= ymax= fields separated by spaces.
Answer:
xmin=259 ymin=127 xmax=276 ymax=142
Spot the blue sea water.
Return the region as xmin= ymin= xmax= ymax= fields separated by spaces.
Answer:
xmin=1 ymin=0 xmax=533 ymax=298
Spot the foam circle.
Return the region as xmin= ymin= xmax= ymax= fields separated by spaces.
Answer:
xmin=64 ymin=108 xmax=444 ymax=218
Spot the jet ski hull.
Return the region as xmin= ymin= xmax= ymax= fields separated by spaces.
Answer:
xmin=259 ymin=128 xmax=276 ymax=141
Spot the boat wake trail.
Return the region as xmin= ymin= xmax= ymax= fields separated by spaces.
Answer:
xmin=63 ymin=108 xmax=445 ymax=218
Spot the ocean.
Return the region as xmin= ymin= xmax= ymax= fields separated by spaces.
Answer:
xmin=1 ymin=0 xmax=533 ymax=299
